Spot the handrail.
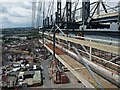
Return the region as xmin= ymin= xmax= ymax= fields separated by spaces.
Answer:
xmin=40 ymin=32 xmax=120 ymax=55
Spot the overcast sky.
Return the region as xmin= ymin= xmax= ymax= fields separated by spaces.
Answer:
xmin=0 ymin=1 xmax=32 ymax=29
xmin=0 ymin=0 xmax=119 ymax=29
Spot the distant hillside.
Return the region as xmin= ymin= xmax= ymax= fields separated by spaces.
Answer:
xmin=2 ymin=27 xmax=33 ymax=35
xmin=2 ymin=27 xmax=39 ymax=39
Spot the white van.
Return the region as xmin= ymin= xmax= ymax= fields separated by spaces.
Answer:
xmin=18 ymin=72 xmax=24 ymax=85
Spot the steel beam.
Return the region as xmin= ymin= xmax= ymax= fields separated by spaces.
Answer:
xmin=57 ymin=0 xmax=62 ymax=23
xmin=55 ymin=12 xmax=58 ymax=22
xmin=109 ymin=56 xmax=120 ymax=62
xmin=47 ymin=17 xmax=49 ymax=27
xmin=66 ymin=0 xmax=72 ymax=22
xmin=118 ymin=1 xmax=120 ymax=30
xmin=82 ymin=0 xmax=90 ymax=25
xmin=53 ymin=25 xmax=56 ymax=59
xmin=45 ymin=18 xmax=47 ymax=27
xmin=72 ymin=46 xmax=103 ymax=89
xmin=51 ymin=15 xmax=53 ymax=26
xmin=56 ymin=35 xmax=120 ymax=55
xmin=40 ymin=32 xmax=120 ymax=55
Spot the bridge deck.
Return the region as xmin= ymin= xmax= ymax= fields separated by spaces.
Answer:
xmin=40 ymin=40 xmax=118 ymax=88
xmin=59 ymin=54 xmax=117 ymax=88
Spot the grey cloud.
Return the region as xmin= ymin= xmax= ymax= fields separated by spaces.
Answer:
xmin=1 ymin=2 xmax=32 ymax=28
xmin=0 ymin=3 xmax=7 ymax=13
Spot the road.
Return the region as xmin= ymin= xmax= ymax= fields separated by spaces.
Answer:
xmin=40 ymin=57 xmax=53 ymax=88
